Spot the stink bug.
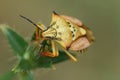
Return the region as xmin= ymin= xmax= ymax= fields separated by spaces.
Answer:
xmin=20 ymin=11 xmax=95 ymax=62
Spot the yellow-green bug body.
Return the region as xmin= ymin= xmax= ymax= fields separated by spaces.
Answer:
xmin=20 ymin=12 xmax=95 ymax=62
xmin=42 ymin=12 xmax=94 ymax=51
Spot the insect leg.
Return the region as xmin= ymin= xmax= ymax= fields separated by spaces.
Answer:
xmin=79 ymin=48 xmax=87 ymax=53
xmin=61 ymin=47 xmax=77 ymax=62
xmin=40 ymin=40 xmax=59 ymax=57
xmin=35 ymin=27 xmax=40 ymax=40
xmin=51 ymin=40 xmax=59 ymax=57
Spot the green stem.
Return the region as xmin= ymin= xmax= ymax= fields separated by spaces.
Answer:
xmin=18 ymin=71 xmax=34 ymax=80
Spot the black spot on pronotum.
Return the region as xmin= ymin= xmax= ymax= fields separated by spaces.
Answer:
xmin=71 ymin=31 xmax=73 ymax=33
xmin=58 ymin=32 xmax=62 ymax=35
xmin=67 ymin=22 xmax=72 ymax=27
xmin=74 ymin=29 xmax=76 ymax=32
xmin=72 ymin=27 xmax=76 ymax=32
xmin=67 ymin=22 xmax=70 ymax=24
xmin=69 ymin=25 xmax=71 ymax=27
xmin=72 ymin=34 xmax=75 ymax=37
xmin=56 ymin=25 xmax=59 ymax=28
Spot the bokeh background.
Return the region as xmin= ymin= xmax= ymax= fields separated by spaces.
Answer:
xmin=0 ymin=0 xmax=119 ymax=80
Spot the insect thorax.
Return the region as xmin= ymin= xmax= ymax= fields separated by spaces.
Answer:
xmin=42 ymin=18 xmax=87 ymax=49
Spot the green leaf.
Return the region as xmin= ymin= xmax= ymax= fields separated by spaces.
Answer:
xmin=18 ymin=71 xmax=33 ymax=80
xmin=0 ymin=24 xmax=28 ymax=57
xmin=35 ymin=51 xmax=75 ymax=68
xmin=52 ymin=51 xmax=70 ymax=64
xmin=0 ymin=71 xmax=15 ymax=80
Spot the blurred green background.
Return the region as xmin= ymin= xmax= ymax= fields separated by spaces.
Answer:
xmin=0 ymin=0 xmax=119 ymax=80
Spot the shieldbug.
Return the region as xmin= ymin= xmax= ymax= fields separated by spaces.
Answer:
xmin=20 ymin=11 xmax=95 ymax=62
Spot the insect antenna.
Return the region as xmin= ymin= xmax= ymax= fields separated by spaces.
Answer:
xmin=19 ymin=15 xmax=42 ymax=31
